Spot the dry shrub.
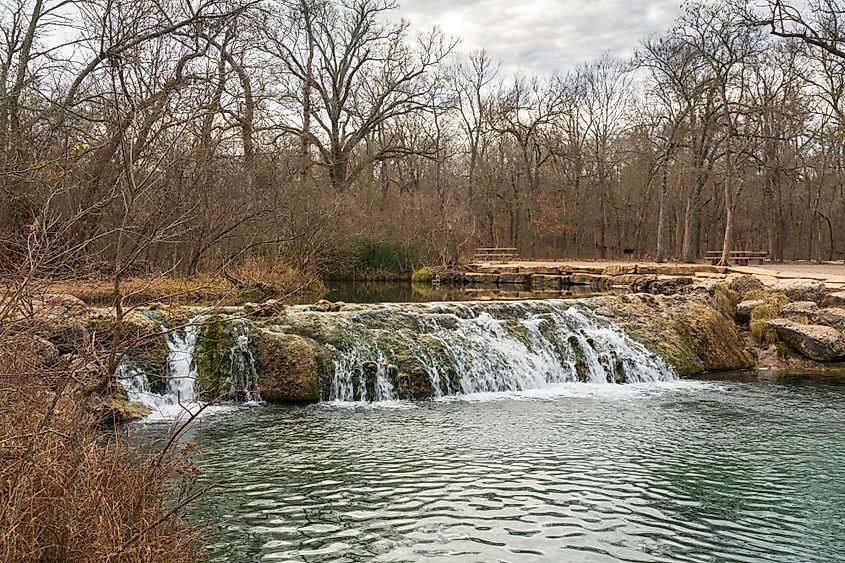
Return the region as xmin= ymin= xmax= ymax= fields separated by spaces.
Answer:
xmin=230 ymin=254 xmax=325 ymax=299
xmin=0 ymin=384 xmax=204 ymax=562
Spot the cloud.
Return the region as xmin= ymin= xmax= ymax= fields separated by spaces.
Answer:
xmin=398 ymin=0 xmax=682 ymax=75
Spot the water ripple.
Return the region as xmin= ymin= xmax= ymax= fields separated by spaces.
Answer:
xmin=167 ymin=379 xmax=845 ymax=562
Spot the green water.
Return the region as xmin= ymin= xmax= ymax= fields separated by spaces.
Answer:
xmin=163 ymin=378 xmax=845 ymax=562
xmin=324 ymin=281 xmax=624 ymax=303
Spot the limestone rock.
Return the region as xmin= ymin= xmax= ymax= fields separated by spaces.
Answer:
xmin=814 ymin=308 xmax=845 ymax=330
xmin=589 ymin=294 xmax=754 ymax=376
xmin=604 ymin=264 xmax=637 ymax=276
xmin=780 ymin=301 xmax=819 ymax=319
xmin=311 ymin=299 xmax=344 ymax=312
xmin=630 ymin=276 xmax=692 ymax=295
xmin=609 ymin=274 xmax=653 ymax=287
xmin=570 ymin=273 xmax=610 ymax=286
xmin=465 ymin=272 xmax=499 ymax=285
xmin=730 ymin=275 xmax=765 ymax=296
xmin=764 ymin=319 xmax=845 ymax=362
xmin=773 ymin=279 xmax=826 ymax=304
xmin=821 ymin=291 xmax=845 ymax=308
xmin=531 ymin=274 xmax=562 ymax=290
xmin=498 ymin=272 xmax=530 ymax=285
xmin=254 ymin=329 xmax=325 ymax=402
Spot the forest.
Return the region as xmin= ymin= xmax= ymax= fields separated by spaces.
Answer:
xmin=1 ymin=0 xmax=845 ymax=279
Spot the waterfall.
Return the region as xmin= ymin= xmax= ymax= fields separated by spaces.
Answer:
xmin=119 ymin=314 xmax=260 ymax=418
xmin=228 ymin=319 xmax=261 ymax=402
xmin=325 ymin=301 xmax=675 ymax=402
xmin=164 ymin=316 xmax=203 ymax=404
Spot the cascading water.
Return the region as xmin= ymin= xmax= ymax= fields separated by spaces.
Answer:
xmin=118 ymin=314 xmax=206 ymax=415
xmin=118 ymin=314 xmax=261 ymax=418
xmin=324 ymin=301 xmax=675 ymax=403
xmin=228 ymin=319 xmax=261 ymax=402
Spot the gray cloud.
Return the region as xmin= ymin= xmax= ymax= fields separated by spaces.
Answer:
xmin=398 ymin=0 xmax=683 ymax=75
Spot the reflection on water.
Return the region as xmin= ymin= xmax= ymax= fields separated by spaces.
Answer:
xmin=153 ymin=378 xmax=845 ymax=562
xmin=324 ymin=281 xmax=626 ymax=304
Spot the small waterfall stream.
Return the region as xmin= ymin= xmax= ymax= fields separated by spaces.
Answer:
xmin=119 ymin=314 xmax=260 ymax=418
xmin=324 ymin=301 xmax=676 ymax=402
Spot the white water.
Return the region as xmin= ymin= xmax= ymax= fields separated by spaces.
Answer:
xmin=118 ymin=314 xmax=260 ymax=421
xmin=326 ymin=301 xmax=675 ymax=403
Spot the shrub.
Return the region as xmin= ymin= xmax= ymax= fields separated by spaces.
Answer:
xmin=316 ymin=239 xmax=433 ymax=280
xmin=0 ymin=387 xmax=204 ymax=562
xmin=411 ymin=266 xmax=434 ymax=283
xmin=750 ymin=320 xmax=779 ymax=346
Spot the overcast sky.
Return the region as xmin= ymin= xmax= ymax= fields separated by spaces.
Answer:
xmin=398 ymin=0 xmax=685 ymax=75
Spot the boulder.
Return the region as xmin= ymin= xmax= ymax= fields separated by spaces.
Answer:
xmin=736 ymin=299 xmax=764 ymax=324
xmin=730 ymin=275 xmax=765 ymax=296
xmin=822 ymin=291 xmax=845 ymax=308
xmin=589 ymin=294 xmax=754 ymax=375
xmin=254 ymin=329 xmax=325 ymax=402
xmin=780 ymin=301 xmax=819 ymax=319
xmin=773 ymin=279 xmax=826 ymax=304
xmin=763 ymin=319 xmax=845 ymax=362
xmin=814 ymin=308 xmax=845 ymax=330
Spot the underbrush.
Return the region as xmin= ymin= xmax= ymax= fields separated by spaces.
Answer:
xmin=316 ymin=239 xmax=431 ymax=281
xmin=0 ymin=383 xmax=204 ymax=562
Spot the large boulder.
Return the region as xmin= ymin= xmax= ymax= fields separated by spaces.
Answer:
xmin=763 ymin=319 xmax=845 ymax=362
xmin=773 ymin=279 xmax=826 ymax=304
xmin=253 ymin=329 xmax=326 ymax=402
xmin=814 ymin=308 xmax=845 ymax=330
xmin=589 ymin=294 xmax=754 ymax=376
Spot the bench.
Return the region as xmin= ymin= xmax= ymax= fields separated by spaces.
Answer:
xmin=473 ymin=247 xmax=519 ymax=262
xmin=706 ymin=250 xmax=769 ymax=266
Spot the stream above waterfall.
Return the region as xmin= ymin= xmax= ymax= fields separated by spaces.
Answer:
xmin=130 ymin=375 xmax=845 ymax=562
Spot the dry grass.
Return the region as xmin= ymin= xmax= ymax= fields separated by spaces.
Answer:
xmin=0 ymin=382 xmax=205 ymax=562
xmin=44 ymin=260 xmax=325 ymax=306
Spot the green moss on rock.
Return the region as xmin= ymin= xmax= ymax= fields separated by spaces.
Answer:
xmin=254 ymin=329 xmax=324 ymax=402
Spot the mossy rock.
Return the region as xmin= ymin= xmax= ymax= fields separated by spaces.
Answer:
xmin=254 ymin=329 xmax=325 ymax=402
xmin=192 ymin=316 xmax=231 ymax=399
xmin=84 ymin=309 xmax=169 ymax=391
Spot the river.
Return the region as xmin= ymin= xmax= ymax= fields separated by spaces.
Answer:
xmin=151 ymin=375 xmax=845 ymax=562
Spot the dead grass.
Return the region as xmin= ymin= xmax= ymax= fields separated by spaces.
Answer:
xmin=44 ymin=260 xmax=326 ymax=306
xmin=0 ymin=382 xmax=205 ymax=562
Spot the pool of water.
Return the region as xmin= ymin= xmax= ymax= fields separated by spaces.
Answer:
xmin=324 ymin=281 xmax=624 ymax=303
xmin=160 ymin=377 xmax=845 ymax=562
